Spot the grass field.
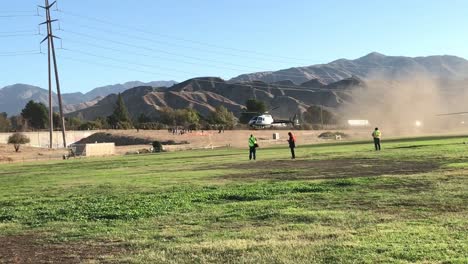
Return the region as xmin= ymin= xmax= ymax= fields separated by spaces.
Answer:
xmin=1 ymin=136 xmax=467 ymax=263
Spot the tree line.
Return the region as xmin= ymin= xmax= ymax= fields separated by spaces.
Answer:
xmin=0 ymin=95 xmax=340 ymax=132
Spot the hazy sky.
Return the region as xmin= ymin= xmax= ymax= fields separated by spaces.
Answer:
xmin=1 ymin=0 xmax=467 ymax=93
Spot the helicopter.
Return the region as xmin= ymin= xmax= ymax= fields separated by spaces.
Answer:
xmin=246 ymin=107 xmax=300 ymax=128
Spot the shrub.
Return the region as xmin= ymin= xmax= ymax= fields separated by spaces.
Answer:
xmin=8 ymin=133 xmax=30 ymax=152
xmin=152 ymin=141 xmax=164 ymax=153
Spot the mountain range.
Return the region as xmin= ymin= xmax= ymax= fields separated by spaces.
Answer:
xmin=2 ymin=52 xmax=468 ymax=120
xmin=0 ymin=81 xmax=177 ymax=116
xmin=230 ymin=52 xmax=468 ymax=84
xmin=67 ymin=77 xmax=360 ymax=121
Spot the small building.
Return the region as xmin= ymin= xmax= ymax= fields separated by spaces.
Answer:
xmin=70 ymin=143 xmax=115 ymax=157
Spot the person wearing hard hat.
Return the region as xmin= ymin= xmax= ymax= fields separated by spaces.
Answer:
xmin=372 ymin=127 xmax=382 ymax=151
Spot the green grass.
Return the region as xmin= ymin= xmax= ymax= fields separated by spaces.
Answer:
xmin=1 ymin=136 xmax=467 ymax=263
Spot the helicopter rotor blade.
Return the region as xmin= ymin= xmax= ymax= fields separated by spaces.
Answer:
xmin=269 ymin=106 xmax=280 ymax=112
xmin=437 ymin=111 xmax=468 ymax=116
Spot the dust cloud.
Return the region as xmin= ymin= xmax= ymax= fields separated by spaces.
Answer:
xmin=340 ymin=74 xmax=468 ymax=136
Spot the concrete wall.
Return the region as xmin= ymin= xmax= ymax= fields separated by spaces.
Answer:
xmin=0 ymin=130 xmax=98 ymax=148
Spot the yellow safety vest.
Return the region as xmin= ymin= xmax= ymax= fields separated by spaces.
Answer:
xmin=249 ymin=137 xmax=257 ymax=147
xmin=373 ymin=130 xmax=381 ymax=138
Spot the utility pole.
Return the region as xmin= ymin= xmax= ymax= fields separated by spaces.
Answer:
xmin=46 ymin=13 xmax=53 ymax=149
xmin=40 ymin=0 xmax=67 ymax=148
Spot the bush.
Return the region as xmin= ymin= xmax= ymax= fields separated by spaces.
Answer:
xmin=8 ymin=133 xmax=30 ymax=152
xmin=152 ymin=141 xmax=163 ymax=153
xmin=115 ymin=121 xmax=133 ymax=130
xmin=79 ymin=121 xmax=102 ymax=130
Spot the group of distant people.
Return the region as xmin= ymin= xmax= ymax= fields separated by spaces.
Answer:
xmin=247 ymin=127 xmax=383 ymax=160
xmin=169 ymin=127 xmax=193 ymax=135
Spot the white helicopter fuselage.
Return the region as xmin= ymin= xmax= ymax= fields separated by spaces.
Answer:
xmin=248 ymin=114 xmax=274 ymax=127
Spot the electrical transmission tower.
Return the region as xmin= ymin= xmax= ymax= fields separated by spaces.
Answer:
xmin=39 ymin=0 xmax=66 ymax=148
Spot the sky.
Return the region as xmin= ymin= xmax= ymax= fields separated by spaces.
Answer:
xmin=0 ymin=0 xmax=467 ymax=93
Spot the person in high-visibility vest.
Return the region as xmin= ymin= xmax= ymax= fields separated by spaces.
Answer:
xmin=248 ymin=134 xmax=257 ymax=160
xmin=372 ymin=127 xmax=382 ymax=151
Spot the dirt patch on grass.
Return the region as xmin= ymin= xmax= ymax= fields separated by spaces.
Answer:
xmin=0 ymin=234 xmax=126 ymax=264
xmin=219 ymin=159 xmax=439 ymax=180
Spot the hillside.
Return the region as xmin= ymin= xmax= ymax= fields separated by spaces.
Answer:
xmin=230 ymin=52 xmax=468 ymax=84
xmin=67 ymin=77 xmax=361 ymax=120
xmin=0 ymin=80 xmax=177 ymax=115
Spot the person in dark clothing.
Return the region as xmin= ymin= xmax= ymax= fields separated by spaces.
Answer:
xmin=372 ymin=127 xmax=381 ymax=151
xmin=287 ymin=132 xmax=296 ymax=159
xmin=248 ymin=134 xmax=257 ymax=160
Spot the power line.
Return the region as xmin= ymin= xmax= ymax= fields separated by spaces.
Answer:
xmin=0 ymin=14 xmax=39 ymax=18
xmin=0 ymin=52 xmax=42 ymax=57
xmin=59 ymin=27 xmax=403 ymax=86
xmin=0 ymin=30 xmax=38 ymax=34
xmin=58 ymin=55 xmax=180 ymax=78
xmin=0 ymin=33 xmax=41 ymax=38
xmin=0 ymin=50 xmax=40 ymax=54
xmin=60 ymin=46 xmax=330 ymax=83
xmin=59 ymin=30 xmax=331 ymax=80
xmin=60 ymin=29 xmax=277 ymax=71
xmin=59 ymin=34 xmax=398 ymax=79
xmin=56 ymin=9 xmax=317 ymax=64
xmin=58 ymin=20 xmax=319 ymax=65
xmin=59 ymin=32 xmax=402 ymax=86
xmin=55 ymin=22 xmax=399 ymax=82
xmin=0 ymin=10 xmax=38 ymax=13
xmin=61 ymin=37 xmax=279 ymax=74
xmin=57 ymin=52 xmax=351 ymax=92
xmin=59 ymin=47 xmax=202 ymax=76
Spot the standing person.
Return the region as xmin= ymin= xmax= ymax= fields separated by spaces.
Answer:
xmin=287 ymin=132 xmax=296 ymax=159
xmin=248 ymin=134 xmax=257 ymax=160
xmin=372 ymin=127 xmax=382 ymax=151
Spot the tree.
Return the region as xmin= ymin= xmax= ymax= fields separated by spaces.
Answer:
xmin=246 ymin=99 xmax=267 ymax=113
xmin=159 ymin=108 xmax=200 ymax=127
xmin=210 ymin=106 xmax=236 ymax=128
xmin=107 ymin=93 xmax=132 ymax=129
xmin=175 ymin=108 xmax=200 ymax=126
xmin=159 ymin=107 xmax=176 ymax=125
xmin=21 ymin=100 xmax=49 ymax=130
xmin=65 ymin=117 xmax=83 ymax=130
xmin=137 ymin=113 xmax=151 ymax=124
xmin=240 ymin=99 xmax=267 ymax=124
xmin=95 ymin=117 xmax=109 ymax=129
xmin=8 ymin=133 xmax=30 ymax=152
xmin=79 ymin=117 xmax=109 ymax=130
xmin=53 ymin=112 xmax=61 ymax=129
xmin=0 ymin=112 xmax=11 ymax=132
xmin=9 ymin=115 xmax=26 ymax=131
